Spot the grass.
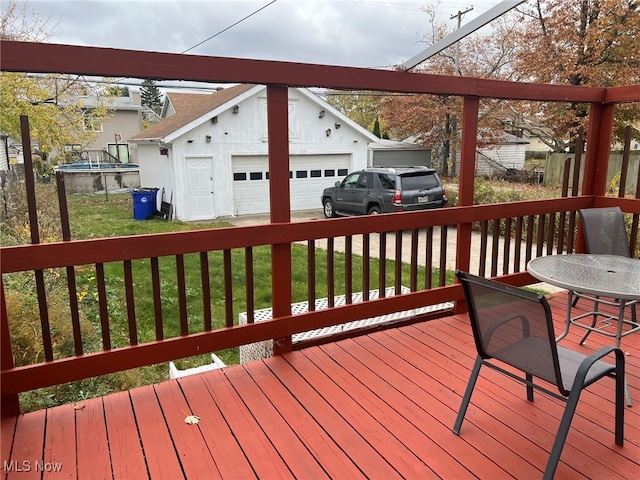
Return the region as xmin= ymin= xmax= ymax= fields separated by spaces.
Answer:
xmin=5 ymin=190 xmax=451 ymax=412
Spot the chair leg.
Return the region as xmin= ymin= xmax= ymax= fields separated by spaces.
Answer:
xmin=615 ymin=350 xmax=625 ymax=445
xmin=453 ymin=356 xmax=483 ymax=435
xmin=543 ymin=389 xmax=582 ymax=480
xmin=526 ymin=373 xmax=534 ymax=401
xmin=571 ymin=294 xmax=579 ymax=307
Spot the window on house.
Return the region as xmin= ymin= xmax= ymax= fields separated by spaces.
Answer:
xmin=250 ymin=172 xmax=263 ymax=180
xmin=233 ymin=172 xmax=247 ymax=181
xmin=310 ymin=170 xmax=321 ymax=177
xmin=324 ymin=169 xmax=335 ymax=177
xmin=296 ymin=170 xmax=307 ymax=178
xmin=338 ymin=168 xmax=349 ymax=176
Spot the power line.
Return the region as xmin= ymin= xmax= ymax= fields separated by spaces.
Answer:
xmin=181 ymin=0 xmax=278 ymax=54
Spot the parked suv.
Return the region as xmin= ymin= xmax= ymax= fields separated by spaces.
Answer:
xmin=321 ymin=166 xmax=447 ymax=218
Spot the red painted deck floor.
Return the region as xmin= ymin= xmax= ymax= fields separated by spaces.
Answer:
xmin=2 ymin=291 xmax=639 ymax=479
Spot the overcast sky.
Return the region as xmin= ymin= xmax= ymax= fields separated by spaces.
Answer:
xmin=28 ymin=0 xmax=509 ymax=70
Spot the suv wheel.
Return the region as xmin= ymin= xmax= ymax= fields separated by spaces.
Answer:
xmin=368 ymin=206 xmax=381 ymax=215
xmin=323 ymin=198 xmax=336 ymax=218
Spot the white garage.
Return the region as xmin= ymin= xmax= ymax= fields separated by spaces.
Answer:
xmin=133 ymin=85 xmax=378 ymax=221
xmin=232 ymin=154 xmax=351 ymax=215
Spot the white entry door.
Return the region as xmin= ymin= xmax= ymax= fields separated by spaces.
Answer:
xmin=186 ymin=156 xmax=215 ymax=220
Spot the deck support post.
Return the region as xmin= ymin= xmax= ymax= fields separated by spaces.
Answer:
xmin=455 ymin=96 xmax=479 ymax=314
xmin=267 ymin=85 xmax=293 ymax=356
xmin=577 ymin=102 xmax=615 ymax=252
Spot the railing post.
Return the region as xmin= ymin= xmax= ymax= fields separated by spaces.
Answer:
xmin=577 ymin=102 xmax=615 ymax=252
xmin=1 ymin=279 xmax=20 ymax=417
xmin=267 ymin=85 xmax=293 ymax=356
xmin=455 ymin=96 xmax=479 ymax=313
xmin=583 ymin=102 xmax=614 ymax=197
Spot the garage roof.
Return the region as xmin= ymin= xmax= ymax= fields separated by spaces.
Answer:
xmin=131 ymin=83 xmax=257 ymax=141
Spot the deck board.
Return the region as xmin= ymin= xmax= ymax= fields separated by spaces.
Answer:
xmin=129 ymin=385 xmax=184 ymax=480
xmin=75 ymin=397 xmax=111 ymax=480
xmin=177 ymin=374 xmax=255 ymax=479
xmin=43 ymin=404 xmax=75 ymax=480
xmin=1 ymin=291 xmax=639 ymax=479
xmin=103 ymin=391 xmax=148 ymax=479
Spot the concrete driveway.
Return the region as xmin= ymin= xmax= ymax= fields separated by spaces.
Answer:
xmin=230 ymin=209 xmax=561 ymax=293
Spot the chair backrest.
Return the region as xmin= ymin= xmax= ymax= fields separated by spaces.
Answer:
xmin=578 ymin=207 xmax=631 ymax=257
xmin=456 ymin=270 xmax=566 ymax=394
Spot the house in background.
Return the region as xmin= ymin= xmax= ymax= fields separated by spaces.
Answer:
xmin=131 ymin=84 xmax=378 ymax=221
xmin=80 ymin=90 xmax=145 ymax=163
xmin=455 ymin=132 xmax=529 ymax=177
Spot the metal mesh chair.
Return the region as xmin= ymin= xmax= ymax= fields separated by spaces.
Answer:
xmin=453 ymin=271 xmax=624 ymax=480
xmin=571 ymin=207 xmax=638 ymax=344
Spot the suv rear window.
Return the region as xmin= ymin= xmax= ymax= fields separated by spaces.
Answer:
xmin=378 ymin=174 xmax=395 ymax=190
xmin=400 ymin=173 xmax=439 ymax=190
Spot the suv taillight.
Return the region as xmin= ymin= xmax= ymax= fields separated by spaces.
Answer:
xmin=393 ymin=190 xmax=402 ymax=205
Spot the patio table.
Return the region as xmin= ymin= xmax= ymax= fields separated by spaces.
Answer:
xmin=527 ymin=253 xmax=640 ymax=405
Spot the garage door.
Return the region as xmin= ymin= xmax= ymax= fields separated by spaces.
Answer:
xmin=232 ymin=154 xmax=351 ymax=215
xmin=290 ymin=155 xmax=350 ymax=210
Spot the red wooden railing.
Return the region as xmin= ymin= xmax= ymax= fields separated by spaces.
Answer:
xmin=1 ymin=41 xmax=639 ymax=416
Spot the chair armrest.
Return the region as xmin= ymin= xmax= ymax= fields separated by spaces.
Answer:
xmin=573 ymin=345 xmax=625 ymax=391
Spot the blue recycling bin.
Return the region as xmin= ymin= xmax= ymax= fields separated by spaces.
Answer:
xmin=131 ymin=188 xmax=159 ymax=220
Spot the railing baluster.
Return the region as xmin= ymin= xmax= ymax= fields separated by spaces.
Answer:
xmin=308 ymin=240 xmax=316 ymax=311
xmin=410 ymin=228 xmax=419 ymax=292
xmin=378 ymin=232 xmax=387 ymax=297
xmin=95 ymin=263 xmax=111 ymax=349
xmin=491 ymin=220 xmax=500 ymax=277
xmin=244 ymin=248 xmax=254 ymax=324
xmin=123 ymin=260 xmax=138 ymax=346
xmin=200 ymin=252 xmax=213 ymax=330
xmin=425 ymin=226 xmax=433 ymax=290
xmin=176 ymin=254 xmax=188 ymax=336
xmin=327 ymin=238 xmax=335 ymax=307
xmin=546 ymin=212 xmax=556 ymax=255
xmin=536 ymin=214 xmax=546 ymax=257
xmin=151 ymin=257 xmax=164 ymax=340
xmin=439 ymin=225 xmax=447 ymax=287
xmin=503 ymin=217 xmax=511 ymax=275
xmin=223 ymin=249 xmax=233 ymax=327
xmin=65 ymin=266 xmax=82 ymax=355
xmin=479 ymin=221 xmax=488 ymax=277
xmin=363 ymin=234 xmax=370 ymax=300
xmin=514 ymin=217 xmax=523 ymax=272
xmin=345 ymin=236 xmax=353 ymax=304
xmin=526 ymin=215 xmax=535 ymax=263
xmin=395 ymin=230 xmax=402 ymax=294
xmin=56 ymin=171 xmax=82 ymax=355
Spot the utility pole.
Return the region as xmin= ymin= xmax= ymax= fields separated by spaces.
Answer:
xmin=450 ymin=6 xmax=473 ymax=75
xmin=448 ymin=6 xmax=473 ymax=177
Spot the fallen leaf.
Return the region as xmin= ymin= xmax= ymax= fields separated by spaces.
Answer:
xmin=184 ymin=415 xmax=201 ymax=425
xmin=74 ymin=403 xmax=85 ymax=410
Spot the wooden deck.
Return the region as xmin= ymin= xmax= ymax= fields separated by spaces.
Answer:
xmin=2 ymin=291 xmax=639 ymax=479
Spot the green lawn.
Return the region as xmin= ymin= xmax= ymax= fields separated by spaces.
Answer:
xmin=5 ymin=190 xmax=450 ymax=412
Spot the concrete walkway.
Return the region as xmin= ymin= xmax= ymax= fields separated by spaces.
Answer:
xmin=229 ymin=209 xmax=563 ymax=293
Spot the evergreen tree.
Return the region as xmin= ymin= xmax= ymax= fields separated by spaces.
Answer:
xmin=372 ymin=118 xmax=381 ymax=138
xmin=140 ymin=79 xmax=163 ymax=114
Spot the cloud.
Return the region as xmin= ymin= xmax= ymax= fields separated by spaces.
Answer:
xmin=27 ymin=0 xmax=501 ymax=70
